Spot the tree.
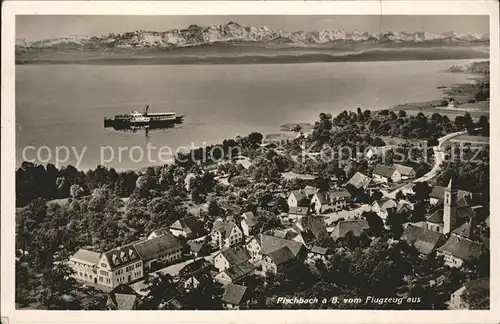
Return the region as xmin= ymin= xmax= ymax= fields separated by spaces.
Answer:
xmin=363 ymin=211 xmax=384 ymax=237
xmin=398 ymin=110 xmax=407 ymax=118
xmin=230 ymin=175 xmax=250 ymax=188
xmin=141 ymin=273 xmax=177 ymax=309
xmin=413 ymin=182 xmax=431 ymax=202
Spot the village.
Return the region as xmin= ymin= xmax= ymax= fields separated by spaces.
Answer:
xmin=60 ymin=121 xmax=490 ymax=310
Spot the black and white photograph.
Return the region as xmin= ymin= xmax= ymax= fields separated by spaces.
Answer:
xmin=2 ymin=1 xmax=498 ymax=322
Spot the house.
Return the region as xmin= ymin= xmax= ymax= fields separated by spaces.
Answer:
xmin=169 ymin=216 xmax=205 ymax=239
xmin=183 ymin=272 xmax=210 ymax=292
xmin=429 ymin=185 xmax=473 ymax=205
xmin=307 ymin=246 xmax=329 ymax=262
xmin=240 ymin=211 xmax=259 ymax=236
xmin=133 ymin=233 xmax=183 ymax=270
xmin=106 ymin=284 xmax=142 ymax=310
xmin=287 ymin=190 xmax=310 ymax=208
xmin=214 ymin=260 xmax=255 ymax=285
xmin=346 ymin=172 xmax=372 ymax=190
xmin=436 ymin=234 xmax=485 ymax=268
xmin=147 ymin=227 xmax=171 ymax=240
xmin=449 ymin=277 xmax=489 ymax=310
xmin=365 ymin=147 xmax=381 ymax=160
xmin=372 ymin=198 xmax=398 ymax=221
xmin=245 ymin=234 xmax=306 ymax=264
xmin=372 ymin=164 xmax=401 ymax=184
xmin=292 ymin=215 xmax=328 ymax=247
xmin=393 ymin=164 xmax=416 ymax=180
xmin=401 ymin=224 xmax=446 ymax=255
xmin=222 ymin=284 xmax=248 ymax=310
xmin=159 ymin=298 xmax=184 ymax=310
xmin=69 ymin=248 xmax=101 ymax=284
xmin=330 ymin=219 xmax=370 ymax=242
xmin=179 ymin=258 xmax=212 ymax=278
xmin=213 ymin=246 xmax=251 ymax=272
xmin=303 ymin=186 xmax=317 ymax=199
xmin=211 ymin=221 xmax=243 ymax=249
xmin=310 ymin=192 xmax=330 ymax=214
xmin=98 ymin=243 xmax=144 ymax=288
xmin=261 ymin=246 xmax=299 ymax=276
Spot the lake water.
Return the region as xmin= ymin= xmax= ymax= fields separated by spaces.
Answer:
xmin=16 ymin=59 xmax=477 ymax=170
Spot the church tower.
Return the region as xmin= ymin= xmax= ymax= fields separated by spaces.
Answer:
xmin=443 ymin=178 xmax=458 ymax=234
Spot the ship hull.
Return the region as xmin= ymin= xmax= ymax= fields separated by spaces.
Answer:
xmin=104 ymin=116 xmax=184 ymax=129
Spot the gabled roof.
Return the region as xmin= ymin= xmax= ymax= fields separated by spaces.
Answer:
xmin=397 ymin=200 xmax=413 ymax=214
xmin=303 ymin=186 xmax=317 ymax=198
xmin=310 ymin=246 xmax=328 ymax=255
xmin=212 ymin=221 xmax=237 ymax=239
xmin=380 ymin=199 xmax=398 ymax=211
xmin=222 ymin=284 xmax=248 ymax=305
xmin=266 ymin=246 xmax=295 ymax=265
xmin=437 ymin=234 xmax=484 ymax=261
xmin=103 ymin=242 xmax=142 ymax=271
xmin=402 ymin=224 xmax=445 ymax=255
xmin=179 ymin=258 xmax=211 ymax=278
xmin=373 ymin=164 xmax=397 ymax=178
xmin=241 ymin=211 xmax=257 ymax=227
xmin=289 ymin=206 xmax=309 ymax=216
xmin=223 ymin=261 xmax=254 ymax=281
xmin=289 ymin=190 xmax=310 ymax=206
xmin=170 ymin=216 xmax=205 ymax=237
xmin=133 ymin=233 xmax=182 ymax=261
xmin=187 ymin=240 xmax=207 ymax=254
xmin=258 ymin=234 xmax=305 ymax=257
xmin=346 ymin=172 xmax=372 ymax=190
xmin=71 ymin=248 xmax=101 ymax=266
xmin=297 ymin=215 xmax=328 ymax=240
xmin=452 ymin=221 xmax=473 ymax=239
xmin=312 ymin=192 xmax=329 ymax=204
xmin=329 ymin=188 xmax=352 ymax=200
xmin=393 ymin=164 xmax=415 ymax=176
xmin=217 ymin=246 xmax=250 ymax=266
xmin=426 ymin=210 xmax=444 ymax=224
xmin=330 ymin=219 xmax=369 ymax=241
xmin=150 ymin=227 xmax=170 ymax=237
xmin=430 ymin=186 xmax=473 ymax=202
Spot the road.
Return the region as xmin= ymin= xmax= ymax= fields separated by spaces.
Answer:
xmin=382 ymin=131 xmax=467 ymax=199
xmin=131 ymin=251 xmax=219 ymax=295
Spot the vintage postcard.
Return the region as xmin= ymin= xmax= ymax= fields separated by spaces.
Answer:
xmin=1 ymin=1 xmax=499 ymax=323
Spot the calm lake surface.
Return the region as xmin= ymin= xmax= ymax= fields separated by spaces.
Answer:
xmin=16 ymin=59 xmax=477 ymax=170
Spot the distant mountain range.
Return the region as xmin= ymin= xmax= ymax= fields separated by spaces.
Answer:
xmin=16 ymin=22 xmax=489 ymax=50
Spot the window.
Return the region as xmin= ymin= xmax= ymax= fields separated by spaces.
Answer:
xmin=99 ymin=276 xmax=103 ymax=282
xmin=100 ymin=263 xmax=107 ymax=268
xmin=100 ymin=270 xmax=108 ymax=276
xmin=106 ymin=278 xmax=110 ymax=283
xmin=135 ymin=262 xmax=142 ymax=268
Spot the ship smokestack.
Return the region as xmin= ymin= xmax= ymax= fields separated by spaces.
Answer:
xmin=145 ymin=105 xmax=149 ymax=116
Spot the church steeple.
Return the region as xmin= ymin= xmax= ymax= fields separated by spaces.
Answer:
xmin=443 ymin=177 xmax=458 ymax=234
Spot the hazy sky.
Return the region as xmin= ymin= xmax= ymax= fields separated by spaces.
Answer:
xmin=17 ymin=15 xmax=489 ymax=40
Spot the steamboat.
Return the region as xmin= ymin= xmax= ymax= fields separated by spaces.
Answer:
xmin=104 ymin=106 xmax=184 ymax=130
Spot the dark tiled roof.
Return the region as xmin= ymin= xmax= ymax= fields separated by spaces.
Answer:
xmin=393 ymin=164 xmax=415 ymax=177
xmin=151 ymin=227 xmax=170 ymax=237
xmin=179 ymin=258 xmax=211 ymax=277
xmin=380 ymin=199 xmax=398 ymax=210
xmin=258 ymin=234 xmax=305 ymax=256
xmin=464 ymin=277 xmax=490 ymax=293
xmin=437 ymin=234 xmax=484 ymax=261
xmin=267 ymin=246 xmax=295 ymax=265
xmin=103 ymin=243 xmax=142 ymax=271
xmin=373 ymin=164 xmax=396 ymax=178
xmin=219 ymin=246 xmax=250 ymax=266
xmin=330 ymin=219 xmax=369 ymax=241
xmin=187 ymin=241 xmax=207 ymax=254
xmin=347 ymin=172 xmax=372 ymax=190
xmin=402 ymin=224 xmax=445 ymax=255
xmin=430 ymin=186 xmax=446 ymax=200
xmin=223 ymin=261 xmax=254 ymax=281
xmin=133 ymin=233 xmax=182 ymax=261
xmin=222 ymin=284 xmax=248 ymax=305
